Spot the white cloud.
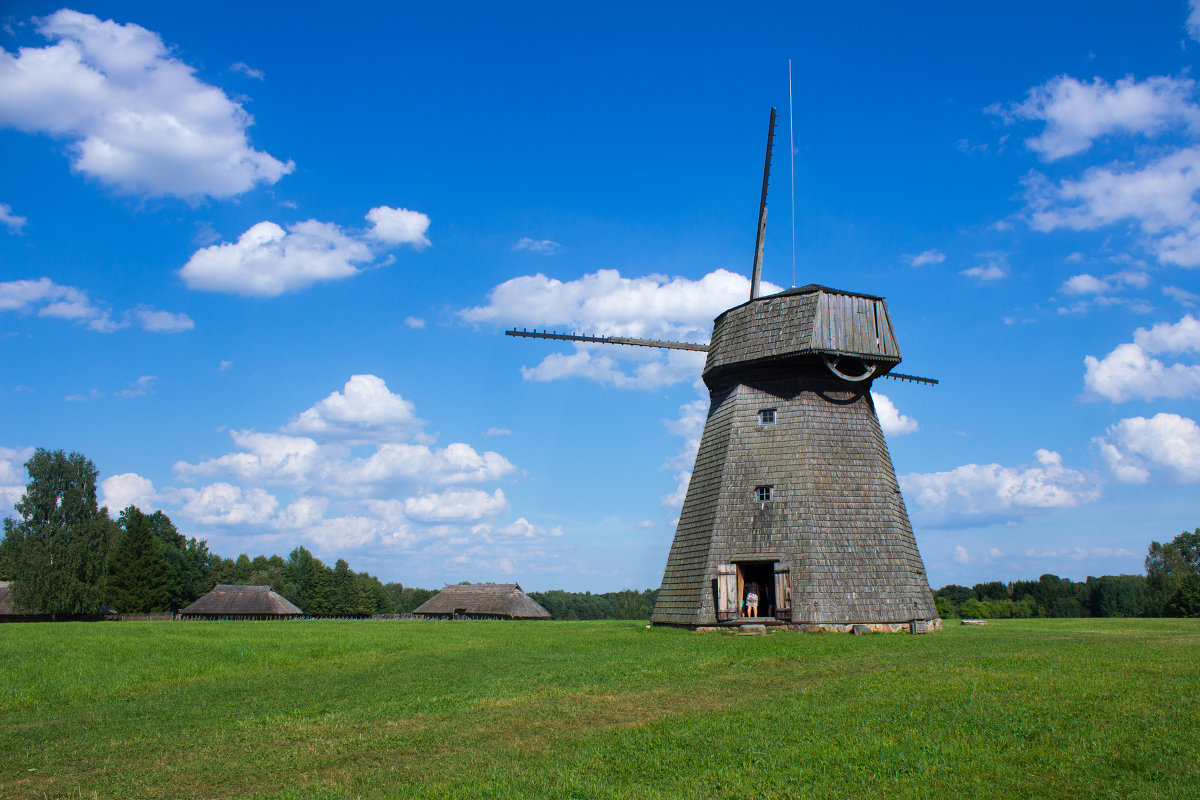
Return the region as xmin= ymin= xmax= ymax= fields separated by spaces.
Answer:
xmin=873 ymin=392 xmax=918 ymax=436
xmin=178 ymin=482 xmax=280 ymax=526
xmin=365 ymin=206 xmax=430 ymax=248
xmin=117 ymin=375 xmax=156 ymax=398
xmin=1095 ymin=413 xmax=1200 ymax=483
xmin=514 ymin=237 xmax=562 ymax=254
xmin=404 ymin=316 xmax=426 ymax=329
xmin=404 ymin=488 xmax=507 ymax=522
xmin=901 ymin=449 xmax=1101 ymax=527
xmin=463 ymin=268 xmax=777 ymax=390
xmin=1025 ymin=146 xmax=1200 ymax=267
xmin=661 ymin=391 xmax=708 ymax=508
xmin=283 ymin=374 xmax=425 ymax=443
xmin=134 ymin=306 xmax=193 ymax=333
xmin=1060 ymin=270 xmax=1149 ymax=295
xmin=1 ymin=277 xmax=192 ymax=334
xmin=0 ymin=202 xmax=27 ymax=233
xmin=1083 ymin=315 xmax=1200 ymax=401
xmin=0 ymin=445 xmax=34 ymax=517
xmin=520 ymin=346 xmax=706 ymax=390
xmin=100 ymin=472 xmax=156 ymax=511
xmin=952 ymin=545 xmax=969 ymax=564
xmin=1024 ymin=546 xmax=1134 ymax=560
xmin=180 ymin=205 xmax=431 ymax=297
xmin=230 ymin=61 xmax=264 ymax=80
xmin=1189 ymin=0 xmax=1200 ymax=43
xmin=960 ymin=252 xmax=1008 ymax=282
xmin=179 ymin=220 xmax=373 ymax=297
xmin=0 ymin=9 xmax=292 ymax=198
xmin=1165 ymin=285 xmax=1200 ymax=307
xmin=998 ymin=74 xmax=1200 ymax=160
xmin=485 ymin=427 xmax=511 ymax=437
xmin=906 ymin=249 xmax=945 ymax=267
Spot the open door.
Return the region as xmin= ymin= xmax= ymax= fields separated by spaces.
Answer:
xmin=715 ymin=564 xmax=738 ymax=621
xmin=774 ymin=562 xmax=791 ymax=618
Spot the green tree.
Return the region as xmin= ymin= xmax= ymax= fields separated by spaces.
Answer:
xmin=105 ymin=506 xmax=169 ymax=613
xmin=1165 ymin=573 xmax=1200 ymax=617
xmin=1146 ymin=529 xmax=1200 ymax=616
xmin=1 ymin=449 xmax=116 ymax=616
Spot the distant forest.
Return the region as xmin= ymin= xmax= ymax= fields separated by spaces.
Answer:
xmin=3 ymin=449 xmax=1199 ymax=619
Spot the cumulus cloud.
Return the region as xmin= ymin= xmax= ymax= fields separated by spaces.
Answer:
xmin=995 ymin=75 xmax=1200 ymax=160
xmin=404 ymin=316 xmax=426 ymax=329
xmin=1083 ymin=315 xmax=1200 ymax=401
xmin=873 ymin=392 xmax=919 ymax=435
xmin=463 ymin=268 xmax=778 ymax=390
xmin=0 ymin=9 xmax=292 ymax=198
xmin=952 ymin=545 xmax=970 ymax=564
xmin=179 ymin=220 xmax=372 ymax=297
xmin=404 ymin=488 xmax=507 ymax=522
xmin=1095 ymin=413 xmax=1200 ymax=483
xmin=0 ymin=202 xmax=27 ymax=233
xmin=178 ymin=482 xmax=280 ymax=525
xmin=180 ymin=206 xmax=430 ymax=297
xmin=1165 ymin=285 xmax=1200 ymax=307
xmin=1024 ymin=546 xmax=1134 ymax=560
xmin=905 ymin=249 xmax=945 ymax=267
xmin=901 ymin=449 xmax=1101 ymax=527
xmin=99 ymin=472 xmax=156 ymax=511
xmin=283 ymin=374 xmax=425 ymax=443
xmin=514 ymin=237 xmax=562 ymax=254
xmin=0 ymin=277 xmax=192 ymax=333
xmin=365 ymin=206 xmax=430 ymax=248
xmin=1189 ymin=0 xmax=1200 ymax=43
xmin=117 ymin=375 xmax=156 ymax=398
xmin=661 ymin=391 xmax=708 ymax=508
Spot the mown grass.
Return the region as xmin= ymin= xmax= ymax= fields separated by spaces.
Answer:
xmin=1 ymin=618 xmax=1197 ymax=799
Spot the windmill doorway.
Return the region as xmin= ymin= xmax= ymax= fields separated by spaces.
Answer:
xmin=714 ymin=561 xmax=792 ymax=622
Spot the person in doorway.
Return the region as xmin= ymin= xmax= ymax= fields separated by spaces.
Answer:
xmin=745 ymin=583 xmax=759 ymax=618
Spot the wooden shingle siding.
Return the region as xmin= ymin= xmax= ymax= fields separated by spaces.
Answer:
xmin=651 ymin=285 xmax=937 ymax=628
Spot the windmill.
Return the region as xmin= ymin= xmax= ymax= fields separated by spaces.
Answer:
xmin=507 ymin=109 xmax=940 ymax=632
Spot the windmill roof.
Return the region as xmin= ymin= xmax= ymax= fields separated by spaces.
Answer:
xmin=413 ymin=583 xmax=551 ymax=619
xmin=180 ymin=584 xmax=303 ymax=617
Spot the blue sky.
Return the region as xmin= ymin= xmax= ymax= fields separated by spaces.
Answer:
xmin=3 ymin=1 xmax=1200 ymax=592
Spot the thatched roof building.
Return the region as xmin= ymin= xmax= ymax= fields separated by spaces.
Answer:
xmin=413 ymin=583 xmax=551 ymax=619
xmin=180 ymin=584 xmax=303 ymax=619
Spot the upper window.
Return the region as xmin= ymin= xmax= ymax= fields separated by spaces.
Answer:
xmin=757 ymin=408 xmax=777 ymax=426
xmin=755 ymin=485 xmax=774 ymax=503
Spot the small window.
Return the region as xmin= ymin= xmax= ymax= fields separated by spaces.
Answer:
xmin=757 ymin=408 xmax=776 ymax=426
xmin=755 ymin=485 xmax=773 ymax=503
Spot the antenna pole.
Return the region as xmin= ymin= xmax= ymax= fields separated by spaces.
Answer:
xmin=750 ymin=107 xmax=777 ymax=300
xmin=788 ymin=60 xmax=796 ymax=289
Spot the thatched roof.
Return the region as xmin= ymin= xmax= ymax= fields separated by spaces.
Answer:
xmin=413 ymin=583 xmax=551 ymax=619
xmin=180 ymin=584 xmax=303 ymax=617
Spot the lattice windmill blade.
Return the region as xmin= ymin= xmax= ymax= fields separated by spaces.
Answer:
xmin=505 ymin=108 xmax=943 ymax=633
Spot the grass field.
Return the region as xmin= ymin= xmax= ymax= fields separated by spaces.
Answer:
xmin=2 ymin=618 xmax=1198 ymax=799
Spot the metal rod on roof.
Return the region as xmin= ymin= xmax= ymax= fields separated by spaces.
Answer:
xmin=750 ymin=107 xmax=777 ymax=301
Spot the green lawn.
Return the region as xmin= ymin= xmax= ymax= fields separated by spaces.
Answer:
xmin=1 ymin=618 xmax=1197 ymax=799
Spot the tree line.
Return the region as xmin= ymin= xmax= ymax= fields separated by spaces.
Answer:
xmin=933 ymin=528 xmax=1200 ymax=619
xmin=4 ymin=449 xmax=1199 ymax=621
xmin=0 ymin=449 xmax=662 ymax=619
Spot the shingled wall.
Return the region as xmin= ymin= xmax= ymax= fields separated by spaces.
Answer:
xmin=651 ymin=374 xmax=937 ymax=627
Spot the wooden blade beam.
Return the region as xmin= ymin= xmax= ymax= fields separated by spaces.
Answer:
xmin=750 ymin=107 xmax=777 ymax=301
xmin=879 ymin=371 xmax=939 ymax=386
xmin=505 ymin=329 xmax=709 ymax=352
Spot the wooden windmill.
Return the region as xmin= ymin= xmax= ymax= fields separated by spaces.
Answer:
xmin=507 ymin=109 xmax=940 ymax=631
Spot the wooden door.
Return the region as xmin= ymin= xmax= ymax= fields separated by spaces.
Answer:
xmin=716 ymin=564 xmax=738 ymax=621
xmin=774 ymin=562 xmax=792 ymax=617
